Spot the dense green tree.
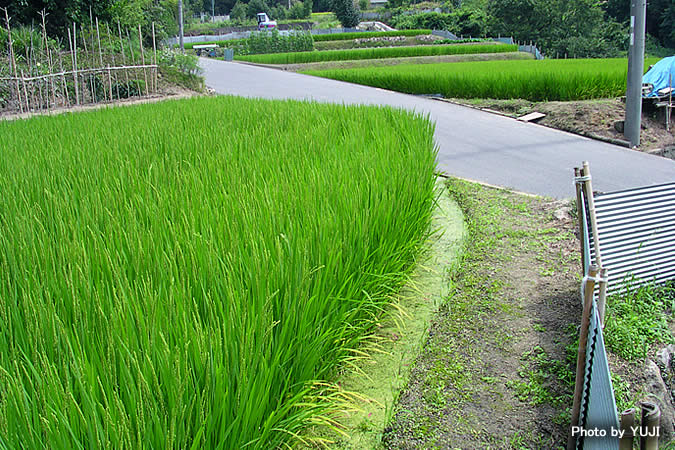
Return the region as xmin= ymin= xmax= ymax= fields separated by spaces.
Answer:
xmin=332 ymin=0 xmax=359 ymax=27
xmin=0 ymin=0 xmax=113 ymax=37
xmin=247 ymin=0 xmax=270 ymax=18
xmin=230 ymin=0 xmax=248 ymax=19
xmin=449 ymin=6 xmax=487 ymax=36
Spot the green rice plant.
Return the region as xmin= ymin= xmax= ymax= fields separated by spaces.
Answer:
xmin=312 ymin=29 xmax=432 ymax=42
xmin=303 ymin=58 xmax=661 ymax=101
xmin=0 ymin=96 xmax=437 ymax=448
xmin=235 ymin=43 xmax=517 ymax=64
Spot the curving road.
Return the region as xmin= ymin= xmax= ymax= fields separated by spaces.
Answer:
xmin=201 ymin=58 xmax=675 ymax=198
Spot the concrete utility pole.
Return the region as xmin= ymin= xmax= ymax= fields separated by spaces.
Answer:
xmin=212 ymin=0 xmax=215 ymax=20
xmin=625 ymin=0 xmax=646 ymax=148
xmin=178 ymin=0 xmax=185 ymax=53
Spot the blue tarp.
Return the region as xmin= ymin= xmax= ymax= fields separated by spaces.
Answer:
xmin=643 ymin=56 xmax=675 ymax=98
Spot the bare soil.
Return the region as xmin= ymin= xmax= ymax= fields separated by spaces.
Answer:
xmin=445 ymin=98 xmax=675 ymax=155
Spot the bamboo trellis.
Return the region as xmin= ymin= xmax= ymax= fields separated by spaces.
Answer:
xmin=0 ymin=8 xmax=159 ymax=114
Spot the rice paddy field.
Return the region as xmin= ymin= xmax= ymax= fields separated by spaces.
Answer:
xmin=235 ymin=43 xmax=517 ymax=65
xmin=303 ymin=58 xmax=661 ymax=102
xmin=0 ymin=96 xmax=437 ymax=448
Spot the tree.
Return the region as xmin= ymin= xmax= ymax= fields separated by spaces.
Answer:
xmin=0 ymin=0 xmax=114 ymax=38
xmin=229 ymin=0 xmax=247 ymax=19
xmin=332 ymin=0 xmax=359 ymax=28
xmin=247 ymin=0 xmax=270 ymax=18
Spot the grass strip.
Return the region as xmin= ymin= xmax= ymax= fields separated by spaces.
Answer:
xmin=312 ymin=30 xmax=432 ymax=42
xmin=0 ymin=96 xmax=437 ymax=448
xmin=235 ymin=43 xmax=516 ymax=64
xmin=304 ymin=58 xmax=660 ymax=101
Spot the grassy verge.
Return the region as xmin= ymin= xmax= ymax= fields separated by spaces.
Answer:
xmin=235 ymin=43 xmax=517 ymax=64
xmin=383 ymin=179 xmax=581 ymax=447
xmin=304 ymin=58 xmax=660 ymax=101
xmin=0 ymin=96 xmax=437 ymax=448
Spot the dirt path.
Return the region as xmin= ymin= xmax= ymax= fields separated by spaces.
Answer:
xmin=446 ymin=98 xmax=675 ymax=155
xmin=383 ymin=179 xmax=582 ymax=448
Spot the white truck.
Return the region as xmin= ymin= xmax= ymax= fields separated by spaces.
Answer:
xmin=256 ymin=13 xmax=277 ymax=31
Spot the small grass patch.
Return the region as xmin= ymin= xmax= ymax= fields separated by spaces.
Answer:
xmin=604 ymin=280 xmax=675 ymax=360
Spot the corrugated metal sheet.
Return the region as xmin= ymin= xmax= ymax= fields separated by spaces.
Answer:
xmin=575 ymin=191 xmax=619 ymax=450
xmin=588 ymin=182 xmax=675 ymax=295
xmin=578 ymin=304 xmax=620 ymax=450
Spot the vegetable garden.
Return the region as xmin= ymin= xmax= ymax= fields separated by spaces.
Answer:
xmin=0 ymin=96 xmax=437 ymax=448
xmin=304 ymin=58 xmax=661 ymax=102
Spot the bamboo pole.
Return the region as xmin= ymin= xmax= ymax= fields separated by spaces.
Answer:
xmin=117 ymin=21 xmax=130 ymax=87
xmin=619 ymin=409 xmax=635 ymax=450
xmin=126 ymin=28 xmax=135 ymax=91
xmin=138 ymin=25 xmax=148 ymax=96
xmin=40 ymin=10 xmax=56 ymax=109
xmin=598 ymin=267 xmax=608 ymax=327
xmin=567 ymin=265 xmax=599 ymax=450
xmin=105 ymin=23 xmax=118 ymax=100
xmin=151 ymin=22 xmax=157 ymax=93
xmin=29 ymin=24 xmax=42 ymax=110
xmin=80 ymin=23 xmax=94 ymax=103
xmin=581 ymin=162 xmax=603 ymax=268
xmin=3 ymin=8 xmax=23 ymax=113
xmin=96 ymin=18 xmax=112 ymax=102
xmin=640 ymin=401 xmax=660 ymax=450
xmin=68 ymin=25 xmax=80 ymax=105
xmin=20 ymin=70 xmax=30 ymax=111
xmin=58 ymin=50 xmax=70 ymax=106
xmin=574 ymin=167 xmax=587 ymax=273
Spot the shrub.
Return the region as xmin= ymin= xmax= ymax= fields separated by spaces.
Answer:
xmin=390 ymin=12 xmax=452 ymax=31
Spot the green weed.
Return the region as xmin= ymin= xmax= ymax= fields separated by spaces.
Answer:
xmin=604 ymin=280 xmax=674 ymax=360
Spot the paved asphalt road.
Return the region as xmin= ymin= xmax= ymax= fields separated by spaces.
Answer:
xmin=201 ymin=58 xmax=675 ymax=198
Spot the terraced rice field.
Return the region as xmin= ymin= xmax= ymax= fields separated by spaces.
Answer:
xmin=304 ymin=58 xmax=660 ymax=101
xmin=235 ymin=42 xmax=517 ymax=65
